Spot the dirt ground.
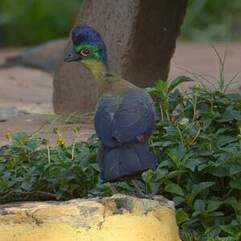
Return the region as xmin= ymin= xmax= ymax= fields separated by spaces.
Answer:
xmin=0 ymin=42 xmax=240 ymax=146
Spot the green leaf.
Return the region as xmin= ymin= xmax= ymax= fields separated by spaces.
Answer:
xmin=150 ymin=80 xmax=168 ymax=100
xmin=167 ymin=144 xmax=187 ymax=167
xmin=176 ymin=208 xmax=189 ymax=224
xmin=167 ymin=76 xmax=193 ymax=93
xmin=156 ymin=80 xmax=168 ymax=93
xmin=207 ymin=237 xmax=236 ymax=241
xmin=193 ymin=199 xmax=205 ymax=213
xmin=219 ymin=106 xmax=241 ymax=122
xmin=184 ymin=159 xmax=202 ymax=172
xmin=229 ymin=164 xmax=241 ymax=175
xmin=206 ymin=200 xmax=223 ymax=212
xmin=191 ymin=182 xmax=215 ymax=199
xmin=165 ymin=182 xmax=184 ymax=196
xmin=21 ymin=181 xmax=32 ymax=192
xmin=149 ymin=182 xmax=161 ymax=195
xmin=142 ymin=170 xmax=156 ymax=184
xmin=167 ymin=170 xmax=187 ymax=178
xmin=221 ymin=224 xmax=241 ymax=239
xmin=223 ymin=197 xmax=239 ymax=210
xmin=229 ymin=179 xmax=241 ymax=190
xmin=216 ymin=135 xmax=237 ymax=147
xmin=173 ymin=196 xmax=185 ymax=206
xmin=210 ymin=166 xmax=230 ymax=177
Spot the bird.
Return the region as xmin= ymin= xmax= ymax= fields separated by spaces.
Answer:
xmin=64 ymin=25 xmax=157 ymax=195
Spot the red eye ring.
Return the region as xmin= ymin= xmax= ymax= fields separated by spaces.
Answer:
xmin=80 ymin=48 xmax=90 ymax=56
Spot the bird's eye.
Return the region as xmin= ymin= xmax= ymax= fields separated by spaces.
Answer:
xmin=80 ymin=48 xmax=90 ymax=57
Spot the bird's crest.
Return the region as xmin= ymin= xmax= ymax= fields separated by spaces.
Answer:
xmin=71 ymin=25 xmax=108 ymax=65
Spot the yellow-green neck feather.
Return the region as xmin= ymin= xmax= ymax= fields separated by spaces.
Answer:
xmin=81 ymin=59 xmax=108 ymax=94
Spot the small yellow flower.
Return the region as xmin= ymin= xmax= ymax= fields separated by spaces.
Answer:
xmin=194 ymin=83 xmax=201 ymax=89
xmin=54 ymin=128 xmax=66 ymax=148
xmin=57 ymin=137 xmax=65 ymax=148
xmin=5 ymin=132 xmax=11 ymax=141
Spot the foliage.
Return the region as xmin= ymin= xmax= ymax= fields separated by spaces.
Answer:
xmin=182 ymin=0 xmax=241 ymax=41
xmin=0 ymin=130 xmax=101 ymax=202
xmin=0 ymin=75 xmax=241 ymax=239
xmin=0 ymin=0 xmax=82 ymax=45
xmin=146 ymin=77 xmax=241 ymax=240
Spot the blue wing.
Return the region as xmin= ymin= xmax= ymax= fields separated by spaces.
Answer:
xmin=94 ymin=95 xmax=122 ymax=147
xmin=112 ymin=90 xmax=155 ymax=143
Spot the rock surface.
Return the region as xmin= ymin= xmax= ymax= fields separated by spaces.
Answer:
xmin=1 ymin=39 xmax=67 ymax=73
xmin=53 ymin=0 xmax=187 ymax=114
xmin=53 ymin=61 xmax=97 ymax=114
xmin=0 ymin=194 xmax=181 ymax=241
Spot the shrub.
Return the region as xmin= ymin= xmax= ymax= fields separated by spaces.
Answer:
xmin=0 ymin=76 xmax=240 ymax=240
xmin=145 ymin=77 xmax=241 ymax=240
xmin=0 ymin=130 xmax=100 ymax=202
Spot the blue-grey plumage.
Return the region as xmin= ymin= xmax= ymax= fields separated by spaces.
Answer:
xmin=64 ymin=25 xmax=157 ymax=183
xmin=98 ymin=142 xmax=156 ymax=182
xmin=94 ymin=95 xmax=121 ymax=148
xmin=112 ymin=90 xmax=155 ymax=143
xmin=94 ymin=89 xmax=157 ymax=182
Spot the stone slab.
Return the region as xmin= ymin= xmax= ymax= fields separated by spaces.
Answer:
xmin=0 ymin=194 xmax=181 ymax=241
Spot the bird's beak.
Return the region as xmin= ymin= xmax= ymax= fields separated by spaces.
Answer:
xmin=64 ymin=49 xmax=81 ymax=62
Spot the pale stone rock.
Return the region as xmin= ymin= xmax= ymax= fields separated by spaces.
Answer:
xmin=0 ymin=194 xmax=181 ymax=241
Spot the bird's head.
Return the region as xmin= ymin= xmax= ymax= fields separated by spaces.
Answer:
xmin=64 ymin=26 xmax=108 ymax=70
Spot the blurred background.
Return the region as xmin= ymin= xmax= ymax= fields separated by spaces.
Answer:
xmin=0 ymin=0 xmax=81 ymax=46
xmin=0 ymin=0 xmax=241 ymax=46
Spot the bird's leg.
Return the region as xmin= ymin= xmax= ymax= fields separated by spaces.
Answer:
xmin=108 ymin=182 xmax=118 ymax=194
xmin=131 ymin=179 xmax=144 ymax=197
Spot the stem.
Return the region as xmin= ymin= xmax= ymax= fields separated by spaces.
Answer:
xmin=71 ymin=142 xmax=76 ymax=160
xmin=165 ymin=110 xmax=171 ymax=123
xmin=47 ymin=145 xmax=51 ymax=164
xmin=71 ymin=132 xmax=80 ymax=160
xmin=192 ymin=94 xmax=197 ymax=122
xmin=222 ymin=188 xmax=233 ymax=200
xmin=160 ymin=104 xmax=164 ymax=122
xmin=176 ymin=125 xmax=184 ymax=145
xmin=177 ymin=175 xmax=181 ymax=185
xmin=189 ymin=128 xmax=201 ymax=146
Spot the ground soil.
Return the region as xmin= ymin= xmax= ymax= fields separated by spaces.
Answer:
xmin=0 ymin=42 xmax=240 ymax=146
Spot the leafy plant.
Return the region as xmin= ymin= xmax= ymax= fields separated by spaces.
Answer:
xmin=0 ymin=74 xmax=240 ymax=240
xmin=145 ymin=77 xmax=241 ymax=240
xmin=0 ymin=130 xmax=102 ymax=202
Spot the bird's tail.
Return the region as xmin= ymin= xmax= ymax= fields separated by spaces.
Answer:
xmin=98 ymin=142 xmax=157 ymax=183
